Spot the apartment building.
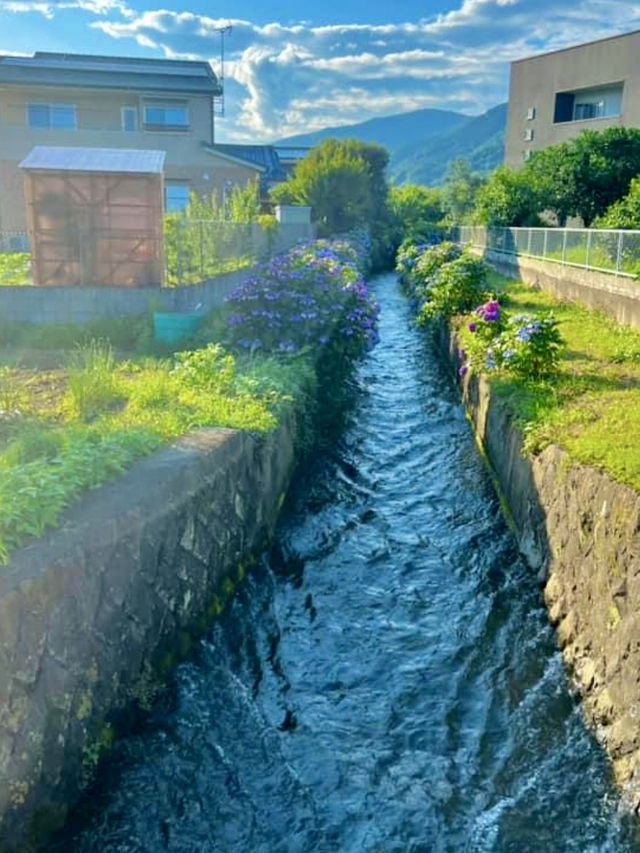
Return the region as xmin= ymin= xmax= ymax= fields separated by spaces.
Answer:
xmin=505 ymin=30 xmax=640 ymax=168
xmin=0 ymin=52 xmax=266 ymax=231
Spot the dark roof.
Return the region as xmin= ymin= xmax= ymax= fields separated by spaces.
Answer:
xmin=20 ymin=146 xmax=166 ymax=174
xmin=0 ymin=52 xmax=221 ymax=95
xmin=274 ymin=146 xmax=311 ymax=161
xmin=205 ymin=143 xmax=288 ymax=181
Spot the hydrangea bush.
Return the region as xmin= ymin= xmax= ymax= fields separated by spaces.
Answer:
xmin=460 ymin=301 xmax=564 ymax=381
xmin=396 ymin=240 xmax=462 ymax=298
xmin=225 ymin=234 xmax=379 ymax=360
xmin=417 ymin=253 xmax=489 ymax=323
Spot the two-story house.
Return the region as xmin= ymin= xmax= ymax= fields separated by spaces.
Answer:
xmin=0 ymin=52 xmax=269 ymax=232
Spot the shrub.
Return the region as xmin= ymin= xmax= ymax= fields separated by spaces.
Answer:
xmin=462 ymin=302 xmax=564 ymax=381
xmin=417 ymin=253 xmax=489 ymax=323
xmin=414 ymin=241 xmax=462 ymax=283
xmin=225 ymin=236 xmax=379 ymax=359
xmin=0 ymin=253 xmax=31 ymax=286
xmin=490 ymin=313 xmax=564 ymax=380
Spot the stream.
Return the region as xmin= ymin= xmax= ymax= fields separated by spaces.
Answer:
xmin=53 ymin=273 xmax=639 ymax=852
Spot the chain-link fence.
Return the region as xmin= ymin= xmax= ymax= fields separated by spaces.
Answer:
xmin=455 ymin=226 xmax=640 ymax=278
xmin=162 ymin=219 xmax=311 ymax=286
xmin=0 ymin=220 xmax=313 ymax=288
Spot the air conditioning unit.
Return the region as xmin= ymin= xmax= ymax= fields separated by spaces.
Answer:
xmin=526 ymin=107 xmax=536 ymax=120
xmin=524 ymin=128 xmax=534 ymax=141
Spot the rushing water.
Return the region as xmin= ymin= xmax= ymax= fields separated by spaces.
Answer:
xmin=54 ymin=274 xmax=640 ymax=852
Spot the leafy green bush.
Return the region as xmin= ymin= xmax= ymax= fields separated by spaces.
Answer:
xmin=0 ymin=253 xmax=31 ymax=286
xmin=172 ymin=343 xmax=236 ymax=392
xmin=396 ymin=239 xmax=461 ymax=296
xmin=417 ymin=253 xmax=489 ymax=322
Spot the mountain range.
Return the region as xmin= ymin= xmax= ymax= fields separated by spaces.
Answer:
xmin=277 ymin=102 xmax=507 ymax=186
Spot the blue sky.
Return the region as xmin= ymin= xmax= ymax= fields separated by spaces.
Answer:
xmin=3 ymin=1 xmax=640 ymax=141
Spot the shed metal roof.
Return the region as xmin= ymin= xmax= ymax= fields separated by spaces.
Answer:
xmin=19 ymin=146 xmax=166 ymax=174
xmin=0 ymin=52 xmax=221 ymax=95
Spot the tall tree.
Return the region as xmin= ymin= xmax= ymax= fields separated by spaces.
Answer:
xmin=525 ymin=128 xmax=640 ymax=226
xmin=389 ymin=184 xmax=444 ymax=236
xmin=440 ymin=159 xmax=486 ymax=224
xmin=271 ymin=138 xmax=390 ymax=237
xmin=474 ymin=166 xmax=539 ymax=226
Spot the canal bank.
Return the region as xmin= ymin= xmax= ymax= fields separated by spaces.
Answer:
xmin=51 ymin=273 xmax=637 ymax=852
xmin=0 ymin=416 xmax=303 ymax=850
xmin=450 ymin=326 xmax=640 ymax=813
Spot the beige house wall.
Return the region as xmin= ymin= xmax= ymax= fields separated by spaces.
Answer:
xmin=505 ymin=30 xmax=640 ymax=169
xmin=0 ymin=84 xmax=259 ymax=231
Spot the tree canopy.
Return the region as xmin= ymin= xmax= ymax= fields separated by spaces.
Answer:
xmin=526 ymin=127 xmax=640 ymax=226
xmin=440 ymin=159 xmax=486 ymax=224
xmin=595 ymin=176 xmax=640 ymax=229
xmin=389 ymin=184 xmax=444 ymax=236
xmin=473 ymin=166 xmax=539 ymax=227
xmin=271 ymin=138 xmax=390 ymax=237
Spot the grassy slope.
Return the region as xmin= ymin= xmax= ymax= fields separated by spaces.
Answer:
xmin=0 ymin=343 xmax=315 ymax=562
xmin=457 ymin=272 xmax=640 ymax=491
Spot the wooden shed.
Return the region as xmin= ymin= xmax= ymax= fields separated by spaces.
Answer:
xmin=20 ymin=146 xmax=166 ymax=287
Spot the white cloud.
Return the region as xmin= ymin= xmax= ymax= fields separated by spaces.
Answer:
xmin=3 ymin=0 xmax=130 ymax=17
xmin=5 ymin=0 xmax=640 ymax=139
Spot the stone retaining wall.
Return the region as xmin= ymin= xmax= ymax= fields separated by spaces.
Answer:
xmin=446 ymin=328 xmax=640 ymax=811
xmin=0 ymin=417 xmax=299 ymax=849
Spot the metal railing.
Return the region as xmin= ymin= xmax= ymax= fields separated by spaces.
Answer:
xmin=455 ymin=225 xmax=640 ymax=279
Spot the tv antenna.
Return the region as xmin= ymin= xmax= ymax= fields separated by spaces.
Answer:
xmin=215 ymin=24 xmax=232 ymax=117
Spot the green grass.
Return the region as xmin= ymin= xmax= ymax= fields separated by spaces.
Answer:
xmin=456 ymin=271 xmax=640 ymax=491
xmin=0 ymin=253 xmax=31 ymax=286
xmin=0 ymin=341 xmax=315 ymax=562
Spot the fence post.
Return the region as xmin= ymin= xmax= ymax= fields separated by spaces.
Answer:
xmin=562 ymin=229 xmax=567 ymax=265
xmin=616 ymin=231 xmax=623 ymax=276
xmin=527 ymin=228 xmax=532 ymax=256
xmin=177 ymin=219 xmax=183 ymax=286
xmin=199 ymin=220 xmax=204 ymax=280
xmin=543 ymin=228 xmax=548 ymax=260
xmin=586 ymin=229 xmax=592 ymax=269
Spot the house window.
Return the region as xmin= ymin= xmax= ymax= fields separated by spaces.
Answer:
xmin=27 ymin=103 xmax=76 ymax=130
xmin=524 ymin=128 xmax=534 ymax=141
xmin=526 ymin=107 xmax=536 ymax=120
xmin=523 ymin=149 xmax=533 ymax=162
xmin=165 ymin=183 xmax=190 ymax=213
xmin=121 ymin=107 xmax=138 ymax=132
xmin=144 ymin=103 xmax=189 ymax=130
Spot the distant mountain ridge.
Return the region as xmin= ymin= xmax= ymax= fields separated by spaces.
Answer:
xmin=276 ymin=103 xmax=507 ymax=185
xmin=276 ymin=107 xmax=469 ymax=156
xmin=391 ymin=103 xmax=507 ymax=185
